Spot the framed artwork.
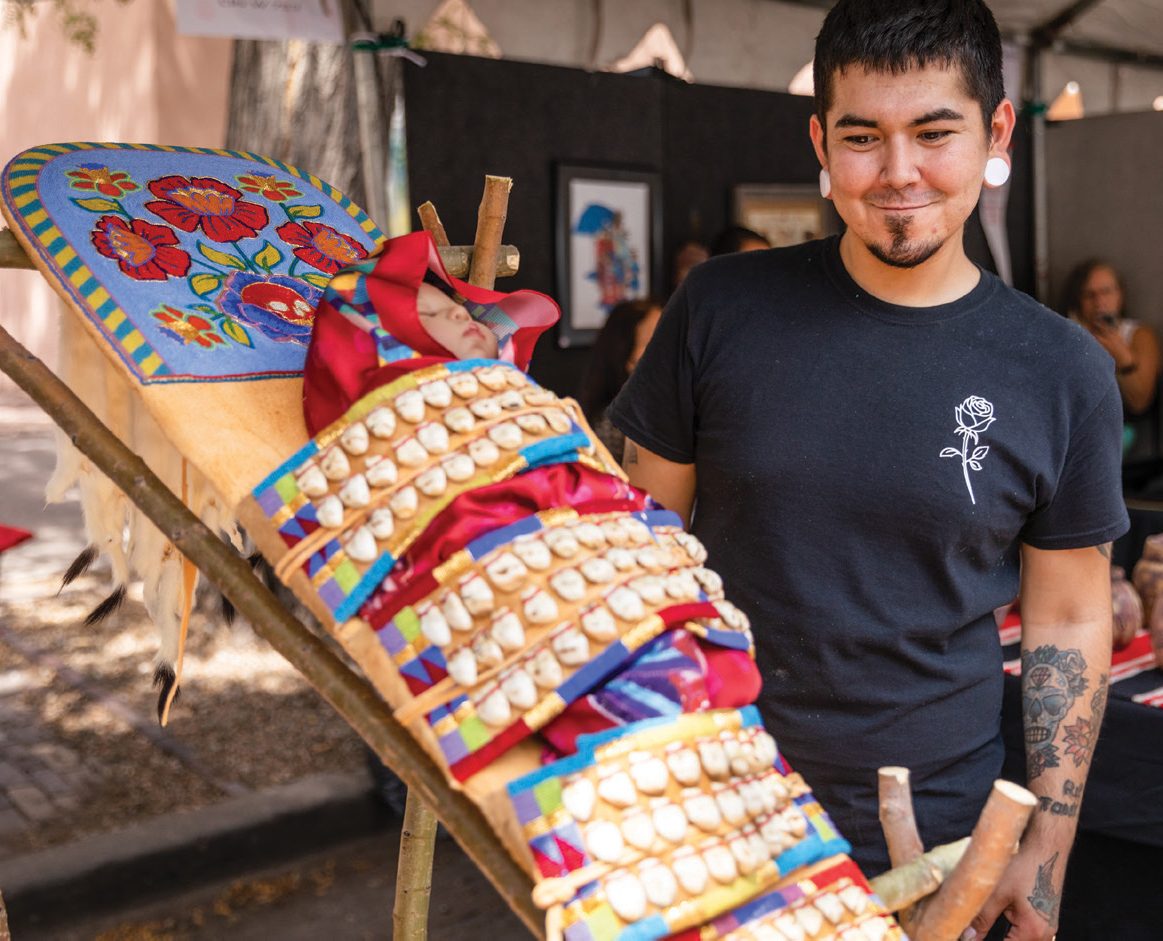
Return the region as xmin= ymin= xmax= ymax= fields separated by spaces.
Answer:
xmin=732 ymin=183 xmax=839 ymax=248
xmin=555 ymin=164 xmax=661 ymax=348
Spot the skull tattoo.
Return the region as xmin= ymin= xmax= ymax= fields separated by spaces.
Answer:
xmin=1022 ymin=645 xmax=1088 ymax=779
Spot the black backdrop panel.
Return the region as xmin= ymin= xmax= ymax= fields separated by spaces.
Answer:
xmin=404 ymin=52 xmax=1034 ymax=396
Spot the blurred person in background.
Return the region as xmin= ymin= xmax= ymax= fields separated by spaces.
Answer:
xmin=1062 ymin=259 xmax=1160 ymax=417
xmin=579 ymin=298 xmax=663 ymax=462
xmin=671 ymin=239 xmax=710 ymax=290
xmin=710 ymin=224 xmax=771 ymax=256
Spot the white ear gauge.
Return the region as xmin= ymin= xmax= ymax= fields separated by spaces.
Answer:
xmin=819 ymin=168 xmax=832 ymax=198
xmin=984 ymin=156 xmax=1011 ymax=188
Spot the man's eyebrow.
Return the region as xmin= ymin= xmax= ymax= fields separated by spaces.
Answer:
xmin=911 ymin=108 xmax=964 ymax=125
xmin=834 ymin=114 xmax=877 ymax=129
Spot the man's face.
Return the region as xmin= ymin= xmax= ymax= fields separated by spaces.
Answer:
xmin=1078 ymin=266 xmax=1123 ymax=327
xmin=810 ymin=64 xmax=1013 ymax=270
xmin=416 ymin=282 xmax=499 ymax=360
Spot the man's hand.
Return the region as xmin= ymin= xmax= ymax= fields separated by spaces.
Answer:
xmin=968 ymin=837 xmax=1064 ymax=940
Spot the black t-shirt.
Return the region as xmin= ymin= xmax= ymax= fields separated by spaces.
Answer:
xmin=610 ymin=236 xmax=1129 ymax=866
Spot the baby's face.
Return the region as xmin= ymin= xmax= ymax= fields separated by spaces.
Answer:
xmin=415 ymin=282 xmax=499 ymax=360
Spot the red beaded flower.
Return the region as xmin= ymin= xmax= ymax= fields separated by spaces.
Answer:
xmin=90 ymin=216 xmax=191 ymax=281
xmin=145 ymin=175 xmax=269 ymax=243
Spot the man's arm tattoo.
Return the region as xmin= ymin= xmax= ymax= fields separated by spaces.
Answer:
xmin=1027 ymin=851 xmax=1062 ymax=923
xmin=1022 ymin=645 xmax=1089 ymax=779
xmin=1096 ymin=542 xmax=1111 ymax=559
xmin=623 ymin=441 xmax=639 ymax=467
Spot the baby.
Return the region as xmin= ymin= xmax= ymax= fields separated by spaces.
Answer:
xmin=415 ymin=280 xmax=499 ymax=361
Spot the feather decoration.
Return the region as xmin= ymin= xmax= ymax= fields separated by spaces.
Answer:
xmin=84 ymin=584 xmax=127 ymax=625
xmin=59 ymin=544 xmax=98 ymax=592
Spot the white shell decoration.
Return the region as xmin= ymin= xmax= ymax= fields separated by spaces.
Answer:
xmin=692 ymin=566 xmax=724 ymax=597
xmin=459 ymin=573 xmax=495 ymax=616
xmin=773 ymin=914 xmax=806 ymax=941
xmin=365 ymin=455 xmax=399 ymax=488
xmin=728 ymin=835 xmax=758 ymax=874
xmin=366 ymin=406 xmax=397 ymax=439
xmin=419 ymin=379 xmax=452 ymax=409
xmin=476 ymin=687 xmax=511 ymax=727
xmin=605 ymin=872 xmax=647 ymax=923
xmin=545 ymin=528 xmax=580 ymax=559
xmin=674 ymin=531 xmax=708 ymax=564
xmin=478 ymin=366 xmax=509 ymax=390
xmin=394 ymin=389 xmax=426 ymax=423
xmin=580 ymin=557 xmax=616 ymax=584
xmin=606 ymin=547 xmax=636 ymax=572
xmin=549 ymin=568 xmax=587 ymax=602
xmin=448 ymin=372 xmax=480 ymax=398
xmin=416 ymin=465 xmax=446 ymax=495
xmin=629 ymin=757 xmax=668 ymax=796
xmin=665 ymin=570 xmax=699 ymax=601
xmin=839 ymin=885 xmax=870 ymax=916
xmin=717 ymin=600 xmax=751 ymax=633
xmin=815 ymin=892 xmax=845 ymax=925
xmin=638 ymin=862 xmax=678 ymax=909
xmin=488 ymin=421 xmax=524 ymax=450
xmin=599 ymin=520 xmax=629 ymax=547
xmin=607 ymin=587 xmax=646 ymax=622
xmin=621 ymin=519 xmax=653 ymax=546
xmin=580 ymin=605 xmax=618 ymax=641
xmin=498 ymin=390 xmax=524 ymax=411
xmin=651 ymin=803 xmax=688 ymax=844
xmin=338 ymin=473 xmax=371 ymax=509
xmin=417 ymin=602 xmax=452 ymax=647
xmin=468 ymin=438 xmax=501 ymax=468
xmin=562 ymin=776 xmax=596 ymax=822
xmin=469 ymin=397 xmax=503 ymax=420
xmin=513 ymin=538 xmax=551 ymax=571
xmin=584 ymin=820 xmax=625 ymax=864
xmin=416 ymin=422 xmax=450 ymax=455
xmin=795 ymin=905 xmax=824 ymax=937
xmin=740 ymin=781 xmax=766 ymax=817
xmin=861 ymin=917 xmax=890 ymax=941
xmin=698 ymin=740 xmax=730 ymax=779
xmin=339 ymin=421 xmax=369 ymax=456
xmin=515 ymin=413 xmax=548 ymax=435
xmin=629 ymin=576 xmax=666 ymax=606
xmin=665 ymin=746 xmax=702 ymax=787
xmin=446 ymin=647 xmax=478 ymax=687
xmin=760 ymin=816 xmax=789 ymax=854
xmin=783 ymin=806 xmax=808 ymax=838
xmin=505 ymin=370 xmax=527 ymax=388
xmin=388 ymin=485 xmax=419 ymax=519
xmin=572 ymin=522 xmax=605 ymax=548
xmin=368 ymin=507 xmax=395 ymax=541
xmin=671 ymin=851 xmax=708 ymax=895
xmin=683 ymin=792 xmax=722 ymax=832
xmin=444 ymin=406 xmax=476 ymax=435
xmin=319 ymin=446 xmax=351 ymax=481
xmin=703 ymin=844 xmax=738 ymax=884
xmin=443 ymin=453 xmax=476 ymax=482
xmin=545 ymin=409 xmax=573 ymax=434
xmin=490 ymin=609 xmax=526 ymax=651
xmin=441 ymin=591 xmax=473 ymax=632
xmin=523 ymin=387 xmax=556 ymax=406
xmin=501 ymin=668 xmax=538 ymax=709
xmin=551 ymin=627 xmax=590 ymax=666
xmin=747 ymin=829 xmax=771 ymax=868
xmin=529 ymin=648 xmax=564 ymax=689
xmin=731 ymin=744 xmax=756 ymax=777
xmin=295 ymin=464 xmax=328 ymax=498
xmin=315 ymin=494 xmax=344 ymax=529
xmin=635 ymin=547 xmax=666 ymax=571
xmin=715 ymin=786 xmax=747 ymax=826
xmin=753 ymin=731 xmax=778 ymax=770
xmin=343 ymin=526 xmax=378 ymax=563
xmin=620 ymin=811 xmax=655 ymax=851
xmin=597 ymin=770 xmax=638 ymax=809
xmin=471 ymin=633 xmax=504 ymax=668
xmin=485 ymin=552 xmax=528 ymax=591
xmin=395 ymin=436 xmax=428 ymax=468
xmin=521 ymin=587 xmax=559 ymax=624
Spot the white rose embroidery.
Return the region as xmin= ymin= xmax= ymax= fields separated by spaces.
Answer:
xmin=940 ymin=395 xmax=996 ymax=505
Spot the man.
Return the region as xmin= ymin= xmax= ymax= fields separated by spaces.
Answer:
xmin=609 ymin=2 xmax=1126 ymax=938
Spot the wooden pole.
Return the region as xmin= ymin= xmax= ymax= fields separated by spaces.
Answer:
xmin=878 ymin=765 xmax=926 ymax=933
xmin=0 ymin=888 xmax=9 ymax=941
xmin=468 ymin=176 xmax=512 ymax=290
xmin=0 ymin=321 xmax=543 ymax=938
xmin=911 ymin=780 xmax=1036 ymax=941
xmin=417 ymin=201 xmax=449 ymax=247
xmin=870 ymin=837 xmax=970 ymax=912
xmin=0 ymin=229 xmax=35 ymax=269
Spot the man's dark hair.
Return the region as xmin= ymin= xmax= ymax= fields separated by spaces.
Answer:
xmin=813 ymin=0 xmax=1005 ymax=136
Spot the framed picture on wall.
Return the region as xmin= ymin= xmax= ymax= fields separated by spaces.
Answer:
xmin=555 ymin=164 xmax=661 ymax=348
xmin=732 ymin=183 xmax=839 ymax=248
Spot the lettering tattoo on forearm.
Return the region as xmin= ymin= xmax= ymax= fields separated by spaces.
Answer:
xmin=1096 ymin=542 xmax=1111 ymax=559
xmin=1028 ymin=851 xmax=1062 ymax=923
xmin=1038 ymin=777 xmax=1082 ymax=817
xmin=1022 ymin=645 xmax=1089 ymax=779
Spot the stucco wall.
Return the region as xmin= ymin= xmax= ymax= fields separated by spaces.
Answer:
xmin=0 ymin=0 xmax=230 ymax=403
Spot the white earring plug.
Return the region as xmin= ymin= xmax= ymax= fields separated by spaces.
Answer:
xmin=984 ymin=156 xmax=1010 ymax=188
xmin=819 ymin=168 xmax=832 ymax=199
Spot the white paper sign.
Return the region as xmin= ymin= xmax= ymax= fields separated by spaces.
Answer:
xmin=176 ymin=0 xmax=345 ymax=43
